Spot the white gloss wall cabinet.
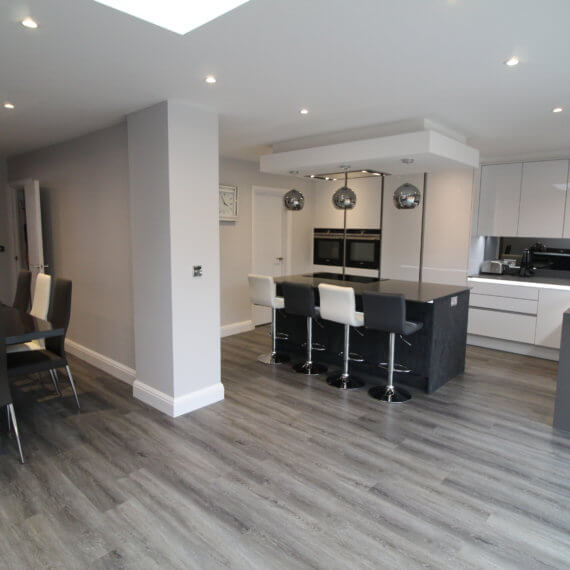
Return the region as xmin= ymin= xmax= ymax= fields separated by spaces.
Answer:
xmin=477 ymin=162 xmax=522 ymax=236
xmin=535 ymin=288 xmax=570 ymax=349
xmin=518 ymin=160 xmax=569 ymax=238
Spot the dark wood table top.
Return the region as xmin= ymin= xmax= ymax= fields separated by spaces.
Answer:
xmin=1 ymin=306 xmax=64 ymax=345
xmin=274 ymin=273 xmax=470 ymax=303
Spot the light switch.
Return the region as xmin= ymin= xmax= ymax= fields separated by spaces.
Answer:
xmin=450 ymin=296 xmax=458 ymax=307
xmin=193 ymin=265 xmax=203 ymax=277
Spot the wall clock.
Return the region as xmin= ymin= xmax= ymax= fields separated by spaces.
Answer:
xmin=219 ymin=185 xmax=238 ymax=221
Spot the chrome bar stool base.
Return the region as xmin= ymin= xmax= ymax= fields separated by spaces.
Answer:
xmin=327 ymin=373 xmax=365 ymax=390
xmin=257 ymin=352 xmax=290 ymax=365
xmin=293 ymin=361 xmax=327 ymax=375
xmin=369 ymin=384 xmax=411 ymax=403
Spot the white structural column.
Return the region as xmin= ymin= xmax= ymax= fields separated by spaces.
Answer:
xmin=127 ymin=101 xmax=223 ymax=417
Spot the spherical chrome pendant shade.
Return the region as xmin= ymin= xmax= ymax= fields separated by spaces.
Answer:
xmin=283 ymin=189 xmax=304 ymax=210
xmin=332 ymin=186 xmax=357 ymax=209
xmin=393 ymin=183 xmax=421 ymax=209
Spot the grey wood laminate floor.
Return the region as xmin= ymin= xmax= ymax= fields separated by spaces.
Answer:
xmin=1 ymin=326 xmax=570 ymax=569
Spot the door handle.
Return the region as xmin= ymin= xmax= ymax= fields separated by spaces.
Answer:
xmin=276 ymin=257 xmax=284 ymax=262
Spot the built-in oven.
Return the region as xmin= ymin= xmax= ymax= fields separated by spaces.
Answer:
xmin=346 ymin=229 xmax=381 ymax=269
xmin=313 ymin=228 xmax=344 ymax=266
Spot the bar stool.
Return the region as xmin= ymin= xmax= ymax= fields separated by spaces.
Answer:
xmin=318 ymin=283 xmax=365 ymax=390
xmin=282 ymin=282 xmax=327 ymax=375
xmin=248 ymin=274 xmax=290 ymax=365
xmin=362 ymin=291 xmax=423 ymax=403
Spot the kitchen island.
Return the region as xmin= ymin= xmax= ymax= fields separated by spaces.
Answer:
xmin=274 ymin=273 xmax=470 ymax=393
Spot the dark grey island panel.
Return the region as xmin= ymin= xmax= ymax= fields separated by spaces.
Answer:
xmin=554 ymin=308 xmax=570 ymax=435
xmin=274 ymin=274 xmax=470 ymax=393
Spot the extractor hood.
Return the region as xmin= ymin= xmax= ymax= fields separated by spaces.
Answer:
xmin=260 ymin=130 xmax=479 ymax=176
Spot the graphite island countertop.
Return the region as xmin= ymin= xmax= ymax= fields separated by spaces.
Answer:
xmin=274 ymin=274 xmax=470 ymax=303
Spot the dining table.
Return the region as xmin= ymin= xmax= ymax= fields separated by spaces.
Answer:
xmin=1 ymin=305 xmax=65 ymax=345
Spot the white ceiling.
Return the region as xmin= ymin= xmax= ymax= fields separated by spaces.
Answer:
xmin=1 ymin=0 xmax=570 ymax=162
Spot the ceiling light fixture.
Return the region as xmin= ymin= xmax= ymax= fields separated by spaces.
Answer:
xmin=3 ymin=102 xmax=15 ymax=110
xmin=21 ymin=17 xmax=38 ymax=29
xmin=552 ymin=107 xmax=563 ymax=113
xmin=401 ymin=158 xmax=415 ymax=165
xmin=299 ymin=108 xmax=309 ymax=115
xmin=310 ymin=175 xmax=315 ymax=178
xmin=504 ymin=56 xmax=519 ymax=67
xmin=205 ymin=75 xmax=216 ymax=84
xmin=92 ymin=0 xmax=250 ymax=34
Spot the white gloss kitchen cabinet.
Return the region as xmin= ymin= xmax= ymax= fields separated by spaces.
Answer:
xmin=477 ymin=162 xmax=522 ymax=236
xmin=535 ymin=288 xmax=570 ymax=349
xmin=517 ymin=159 xmax=570 ymax=238
xmin=476 ymin=159 xmax=570 ymax=237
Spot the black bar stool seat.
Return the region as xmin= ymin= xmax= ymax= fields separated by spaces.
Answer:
xmin=362 ymin=291 xmax=423 ymax=403
xmin=282 ymin=282 xmax=327 ymax=375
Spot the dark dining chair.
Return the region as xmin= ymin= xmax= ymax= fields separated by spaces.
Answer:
xmin=7 ymin=278 xmax=80 ymax=409
xmin=1 ymin=316 xmax=25 ymax=463
xmin=12 ymin=270 xmax=32 ymax=312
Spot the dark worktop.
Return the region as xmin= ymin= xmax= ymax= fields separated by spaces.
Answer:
xmin=274 ymin=273 xmax=470 ymax=303
xmin=469 ymin=274 xmax=570 ymax=288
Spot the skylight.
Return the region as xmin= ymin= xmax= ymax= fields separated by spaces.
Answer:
xmin=92 ymin=0 xmax=250 ymax=35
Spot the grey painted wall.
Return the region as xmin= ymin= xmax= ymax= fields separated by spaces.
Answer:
xmin=7 ymin=124 xmax=135 ymax=368
xmin=0 ymin=157 xmax=10 ymax=304
xmin=219 ymin=158 xmax=314 ymax=327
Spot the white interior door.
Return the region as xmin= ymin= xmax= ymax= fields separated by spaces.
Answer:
xmin=7 ymin=179 xmax=45 ymax=294
xmin=252 ymin=186 xmax=291 ymax=325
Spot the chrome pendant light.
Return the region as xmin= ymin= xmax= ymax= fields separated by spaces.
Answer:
xmin=283 ymin=189 xmax=304 ymax=210
xmin=332 ymin=171 xmax=357 ymax=209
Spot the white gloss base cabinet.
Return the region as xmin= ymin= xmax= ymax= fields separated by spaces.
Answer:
xmin=467 ymin=279 xmax=570 ymax=356
xmin=535 ymin=289 xmax=570 ymax=349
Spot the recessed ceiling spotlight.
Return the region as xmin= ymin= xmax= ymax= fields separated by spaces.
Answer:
xmin=205 ymin=75 xmax=216 ymax=84
xmin=3 ymin=102 xmax=15 ymax=110
xmin=504 ymin=56 xmax=519 ymax=67
xmin=310 ymin=174 xmax=315 ymax=178
xmin=21 ymin=17 xmax=38 ymax=29
xmin=361 ymin=170 xmax=368 ymax=173
xmin=401 ymin=158 xmax=415 ymax=165
xmin=299 ymin=108 xmax=309 ymax=115
xmin=325 ymin=177 xmax=330 ymax=180
xmin=373 ymin=172 xmax=381 ymax=175
xmin=552 ymin=107 xmax=563 ymax=113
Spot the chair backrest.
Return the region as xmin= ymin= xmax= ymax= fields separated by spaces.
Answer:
xmin=318 ymin=283 xmax=359 ymax=326
xmin=362 ymin=292 xmax=406 ymax=334
xmin=0 ymin=315 xmax=11 ymax=407
xmin=12 ymin=270 xmax=32 ymax=312
xmin=45 ymin=278 xmax=72 ymax=357
xmin=282 ymin=282 xmax=316 ymax=318
xmin=248 ymin=274 xmax=276 ymax=308
xmin=30 ymin=273 xmax=52 ymax=320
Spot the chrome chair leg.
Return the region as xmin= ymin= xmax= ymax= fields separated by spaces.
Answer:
xmin=257 ymin=307 xmax=290 ymax=365
xmin=64 ymin=366 xmax=80 ymax=410
xmin=369 ymin=333 xmax=412 ymax=403
xmin=327 ymin=325 xmax=365 ymax=390
xmin=293 ymin=316 xmax=327 ymax=375
xmin=49 ymin=370 xmax=61 ymax=395
xmin=7 ymin=404 xmax=25 ymax=464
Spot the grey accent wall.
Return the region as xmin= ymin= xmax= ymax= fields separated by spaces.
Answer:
xmin=0 ymin=157 xmax=10 ymax=304
xmin=7 ymin=124 xmax=135 ymax=368
xmin=219 ymin=158 xmax=314 ymax=327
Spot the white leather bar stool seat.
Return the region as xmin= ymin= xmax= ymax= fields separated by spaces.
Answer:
xmin=248 ymin=274 xmax=290 ymax=365
xmin=318 ymin=283 xmax=365 ymax=390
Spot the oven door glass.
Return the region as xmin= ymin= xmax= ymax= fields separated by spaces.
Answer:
xmin=314 ymin=238 xmax=343 ymax=266
xmin=346 ymin=239 xmax=380 ymax=269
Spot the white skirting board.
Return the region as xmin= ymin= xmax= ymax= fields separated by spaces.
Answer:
xmin=65 ymin=338 xmax=136 ymax=384
xmin=220 ymin=319 xmax=254 ymax=338
xmin=133 ymin=380 xmax=225 ymax=417
xmin=467 ymin=334 xmax=559 ymax=361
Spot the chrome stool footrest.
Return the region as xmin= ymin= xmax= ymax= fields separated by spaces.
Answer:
xmin=301 ymin=341 xmax=326 ymax=352
xmin=339 ymin=352 xmax=365 ymax=363
xmin=377 ymin=362 xmax=411 ymax=374
xmin=275 ymin=332 xmax=289 ymax=340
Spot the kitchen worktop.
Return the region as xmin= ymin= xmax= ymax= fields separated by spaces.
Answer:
xmin=469 ymin=274 xmax=570 ymax=289
xmin=275 ymin=273 xmax=470 ymax=303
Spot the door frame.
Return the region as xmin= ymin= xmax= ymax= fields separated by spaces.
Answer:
xmin=251 ymin=185 xmax=293 ymax=276
xmin=6 ymin=178 xmax=43 ymax=298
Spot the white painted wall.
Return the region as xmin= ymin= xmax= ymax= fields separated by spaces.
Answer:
xmin=7 ymin=125 xmax=135 ymax=368
xmin=219 ymin=158 xmax=313 ymax=331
